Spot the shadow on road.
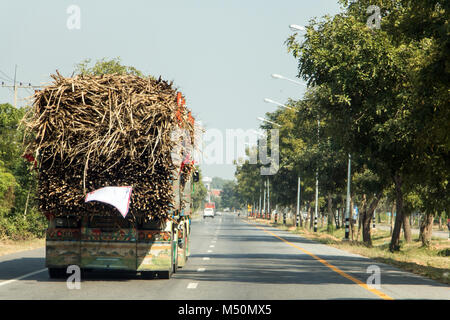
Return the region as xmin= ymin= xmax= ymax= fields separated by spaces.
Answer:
xmin=184 ymin=252 xmax=449 ymax=288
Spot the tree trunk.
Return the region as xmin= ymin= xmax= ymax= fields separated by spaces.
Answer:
xmin=357 ymin=194 xmax=366 ymax=243
xmin=350 ymin=198 xmax=355 ymax=241
xmin=438 ymin=216 xmax=442 ymax=230
xmin=306 ymin=204 xmax=311 ymax=229
xmin=23 ymin=186 xmax=31 ymax=219
xmin=390 ymin=202 xmax=395 ymax=236
xmin=402 ymin=211 xmax=412 ymax=243
xmin=327 ymin=193 xmax=334 ymax=233
xmin=357 ymin=204 xmax=363 ymax=242
xmin=362 ymin=195 xmax=381 ymax=247
xmin=419 ymin=212 xmax=434 ymax=247
xmin=334 ymin=209 xmax=340 ymax=229
xmin=390 ymin=174 xmax=404 ymax=252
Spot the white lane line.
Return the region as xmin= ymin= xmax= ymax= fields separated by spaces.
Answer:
xmin=0 ymin=268 xmax=47 ymax=287
xmin=197 ymin=268 xmax=206 ymax=272
xmin=203 ymin=257 xmax=210 ymax=260
xmin=207 ymin=250 xmax=212 ymax=253
xmin=187 ymin=282 xmax=198 ymax=289
xmin=209 ymin=245 xmax=215 ymax=248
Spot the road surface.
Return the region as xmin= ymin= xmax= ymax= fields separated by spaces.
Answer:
xmin=0 ymin=213 xmax=449 ymax=299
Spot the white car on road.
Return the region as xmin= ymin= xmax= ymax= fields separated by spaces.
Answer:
xmin=203 ymin=208 xmax=215 ymax=218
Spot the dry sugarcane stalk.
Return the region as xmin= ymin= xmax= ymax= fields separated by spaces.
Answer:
xmin=22 ymin=73 xmax=196 ymax=220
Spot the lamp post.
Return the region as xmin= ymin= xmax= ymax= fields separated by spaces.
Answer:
xmin=267 ymin=176 xmax=270 ymax=220
xmin=272 ymin=69 xmax=319 ymax=232
xmin=257 ymin=116 xmax=281 ymax=128
xmin=271 ymin=74 xmax=307 ymax=87
xmin=296 ymin=176 xmax=301 ymax=227
xmin=345 ymin=154 xmax=351 ymax=240
xmin=314 ymin=118 xmax=319 ymax=232
xmin=264 ymin=98 xmax=298 ymax=112
xmin=256 ymin=117 xmax=279 ymax=221
xmin=289 ymin=24 xmax=306 ymax=32
xmin=263 ymin=179 xmax=266 ymax=218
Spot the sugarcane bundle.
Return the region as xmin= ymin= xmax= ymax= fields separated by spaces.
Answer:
xmin=22 ymin=72 xmax=196 ymax=220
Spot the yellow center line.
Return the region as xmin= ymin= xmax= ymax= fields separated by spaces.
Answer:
xmin=245 ymin=220 xmax=394 ymax=300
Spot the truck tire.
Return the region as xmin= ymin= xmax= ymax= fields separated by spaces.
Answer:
xmin=173 ymin=242 xmax=178 ymax=274
xmin=142 ymin=271 xmax=155 ymax=279
xmin=48 ymin=268 xmax=65 ymax=279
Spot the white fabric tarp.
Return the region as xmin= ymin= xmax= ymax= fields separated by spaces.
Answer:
xmin=85 ymin=186 xmax=133 ymax=218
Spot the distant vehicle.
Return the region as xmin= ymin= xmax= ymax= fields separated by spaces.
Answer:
xmin=223 ymin=208 xmax=230 ymax=212
xmin=205 ymin=202 xmax=216 ymax=209
xmin=215 ymin=211 xmax=222 ymax=216
xmin=203 ymin=208 xmax=215 ymax=218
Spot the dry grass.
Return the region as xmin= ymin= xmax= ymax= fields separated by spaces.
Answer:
xmin=0 ymin=238 xmax=45 ymax=257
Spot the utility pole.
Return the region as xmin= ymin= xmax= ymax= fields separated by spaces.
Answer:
xmin=267 ymin=176 xmax=270 ymax=220
xmin=373 ymin=208 xmax=376 ymax=229
xmin=263 ymin=179 xmax=266 ymax=218
xmin=1 ymin=66 xmax=41 ymax=108
xmin=13 ymin=65 xmax=17 ymax=108
xmin=259 ymin=187 xmax=262 ymax=218
xmin=296 ymin=176 xmax=301 ymax=227
xmin=314 ymin=118 xmax=319 ymax=232
xmin=345 ymin=154 xmax=352 ymax=240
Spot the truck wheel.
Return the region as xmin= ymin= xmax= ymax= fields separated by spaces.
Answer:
xmin=48 ymin=268 xmax=65 ymax=279
xmin=142 ymin=271 xmax=155 ymax=279
xmin=158 ymin=271 xmax=171 ymax=279
xmin=173 ymin=245 xmax=178 ymax=273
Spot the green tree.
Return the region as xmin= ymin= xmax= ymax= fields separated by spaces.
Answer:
xmin=191 ymin=167 xmax=207 ymax=212
xmin=221 ymin=180 xmax=240 ymax=210
xmin=286 ymin=2 xmax=438 ymax=251
xmin=74 ymin=57 xmax=144 ymax=77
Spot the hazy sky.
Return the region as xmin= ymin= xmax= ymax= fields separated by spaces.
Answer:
xmin=0 ymin=0 xmax=342 ymax=180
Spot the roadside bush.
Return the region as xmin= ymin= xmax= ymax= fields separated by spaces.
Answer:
xmin=0 ymin=209 xmax=47 ymax=240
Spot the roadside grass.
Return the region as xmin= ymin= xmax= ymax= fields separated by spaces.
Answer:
xmin=250 ymin=217 xmax=450 ymax=285
xmin=0 ymin=237 xmax=45 ymax=257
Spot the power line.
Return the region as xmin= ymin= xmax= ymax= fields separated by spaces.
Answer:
xmin=0 ymin=65 xmax=42 ymax=108
xmin=0 ymin=69 xmax=13 ymax=82
xmin=0 ymin=75 xmax=10 ymax=82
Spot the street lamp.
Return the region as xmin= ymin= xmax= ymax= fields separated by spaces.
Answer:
xmin=289 ymin=24 xmax=305 ymax=32
xmin=257 ymin=117 xmax=281 ymax=128
xmin=271 ymin=74 xmax=307 ymax=87
xmin=264 ymin=98 xmax=298 ymax=112
xmin=344 ymin=154 xmax=351 ymax=240
xmin=273 ymin=70 xmax=319 ymax=232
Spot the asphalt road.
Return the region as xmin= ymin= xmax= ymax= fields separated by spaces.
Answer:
xmin=0 ymin=213 xmax=449 ymax=300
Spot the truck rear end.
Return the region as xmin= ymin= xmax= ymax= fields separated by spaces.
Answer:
xmin=46 ymin=215 xmax=178 ymax=279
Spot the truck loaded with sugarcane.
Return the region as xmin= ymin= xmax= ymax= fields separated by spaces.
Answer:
xmin=22 ymin=73 xmax=200 ymax=279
